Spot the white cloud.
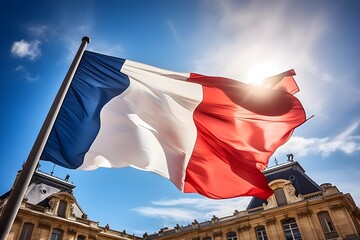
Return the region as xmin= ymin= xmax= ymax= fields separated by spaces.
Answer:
xmin=15 ymin=65 xmax=26 ymax=71
xmin=166 ymin=19 xmax=180 ymax=43
xmin=28 ymin=24 xmax=49 ymax=37
xmin=14 ymin=65 xmax=38 ymax=81
xmin=134 ymin=197 xmax=251 ymax=227
xmin=276 ymin=120 xmax=360 ymax=157
xmin=11 ymin=39 xmax=41 ymax=60
xmin=134 ymin=207 xmax=200 ymax=222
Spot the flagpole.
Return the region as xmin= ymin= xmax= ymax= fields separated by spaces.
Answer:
xmin=0 ymin=36 xmax=90 ymax=239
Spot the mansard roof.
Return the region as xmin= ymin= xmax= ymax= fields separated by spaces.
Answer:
xmin=25 ymin=170 xmax=75 ymax=205
xmin=247 ymin=160 xmax=322 ymax=209
xmin=0 ymin=170 xmax=74 ymax=202
xmin=1 ymin=170 xmax=86 ymax=218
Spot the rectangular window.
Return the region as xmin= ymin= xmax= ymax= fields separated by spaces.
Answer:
xmin=256 ymin=226 xmax=268 ymax=240
xmin=19 ymin=223 xmax=34 ymax=240
xmin=275 ymin=188 xmax=287 ymax=206
xmin=317 ymin=211 xmax=338 ymax=239
xmin=282 ymin=219 xmax=302 ymax=240
xmin=51 ymin=229 xmax=63 ymax=240
xmin=227 ymin=231 xmax=237 ymax=240
xmin=57 ymin=200 xmax=67 ymax=217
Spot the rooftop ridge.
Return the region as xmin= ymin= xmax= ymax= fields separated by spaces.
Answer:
xmin=264 ymin=160 xmax=301 ymax=174
xmin=33 ymin=170 xmax=75 ymax=189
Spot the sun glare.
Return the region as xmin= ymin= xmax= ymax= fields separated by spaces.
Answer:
xmin=245 ymin=62 xmax=281 ymax=85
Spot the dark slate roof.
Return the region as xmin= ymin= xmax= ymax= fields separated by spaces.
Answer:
xmin=1 ymin=170 xmax=85 ymax=218
xmin=1 ymin=171 xmax=74 ymax=204
xmin=1 ymin=170 xmax=74 ymax=201
xmin=31 ymin=171 xmax=75 ymax=192
xmin=246 ymin=161 xmax=322 ymax=210
xmin=27 ymin=171 xmax=76 ymax=205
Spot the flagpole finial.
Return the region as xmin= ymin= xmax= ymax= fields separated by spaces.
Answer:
xmin=82 ymin=36 xmax=90 ymax=44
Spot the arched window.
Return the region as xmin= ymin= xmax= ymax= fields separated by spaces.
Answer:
xmin=19 ymin=222 xmax=34 ymax=240
xmin=275 ymin=188 xmax=287 ymax=206
xmin=317 ymin=211 xmax=338 ymax=239
xmin=282 ymin=219 xmax=301 ymax=240
xmin=51 ymin=228 xmax=63 ymax=240
xmin=77 ymin=235 xmax=86 ymax=240
xmin=255 ymin=226 xmax=268 ymax=240
xmin=227 ymin=231 xmax=237 ymax=240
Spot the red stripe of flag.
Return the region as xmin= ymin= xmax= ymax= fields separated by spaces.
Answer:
xmin=184 ymin=72 xmax=306 ymax=199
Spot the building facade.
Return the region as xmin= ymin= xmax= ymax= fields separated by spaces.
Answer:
xmin=0 ymin=170 xmax=141 ymax=240
xmin=1 ymin=160 xmax=360 ymax=240
xmin=144 ymin=161 xmax=360 ymax=240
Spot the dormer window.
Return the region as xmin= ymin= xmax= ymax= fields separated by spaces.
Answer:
xmin=57 ymin=200 xmax=67 ymax=217
xmin=48 ymin=192 xmax=78 ymax=219
xmin=264 ymin=179 xmax=301 ymax=210
xmin=274 ymin=188 xmax=287 ymax=206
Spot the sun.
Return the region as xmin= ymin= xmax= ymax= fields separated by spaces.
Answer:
xmin=245 ymin=62 xmax=281 ymax=85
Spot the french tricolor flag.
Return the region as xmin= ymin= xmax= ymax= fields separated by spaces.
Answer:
xmin=41 ymin=50 xmax=306 ymax=200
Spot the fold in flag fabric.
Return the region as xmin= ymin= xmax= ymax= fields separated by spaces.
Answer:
xmin=41 ymin=50 xmax=306 ymax=200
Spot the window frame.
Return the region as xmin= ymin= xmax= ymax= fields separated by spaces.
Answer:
xmin=274 ymin=188 xmax=287 ymax=206
xmin=282 ymin=218 xmax=302 ymax=240
xmin=226 ymin=231 xmax=237 ymax=240
xmin=317 ymin=211 xmax=338 ymax=239
xmin=19 ymin=222 xmax=34 ymax=240
xmin=51 ymin=228 xmax=63 ymax=240
xmin=57 ymin=200 xmax=67 ymax=217
xmin=255 ymin=225 xmax=268 ymax=240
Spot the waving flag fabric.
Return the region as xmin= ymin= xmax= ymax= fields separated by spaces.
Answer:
xmin=41 ymin=50 xmax=306 ymax=199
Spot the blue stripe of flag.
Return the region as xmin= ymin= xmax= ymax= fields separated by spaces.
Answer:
xmin=41 ymin=51 xmax=130 ymax=168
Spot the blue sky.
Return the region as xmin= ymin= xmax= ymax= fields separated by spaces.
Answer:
xmin=1 ymin=0 xmax=360 ymax=236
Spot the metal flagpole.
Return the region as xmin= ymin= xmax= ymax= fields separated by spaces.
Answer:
xmin=0 ymin=36 xmax=90 ymax=239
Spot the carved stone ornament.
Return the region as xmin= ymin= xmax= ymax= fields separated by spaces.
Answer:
xmin=265 ymin=218 xmax=276 ymax=224
xmin=48 ymin=199 xmax=57 ymax=212
xmin=67 ymin=228 xmax=77 ymax=235
xmin=38 ymin=221 xmax=51 ymax=229
xmin=213 ymin=231 xmax=223 ymax=237
xmin=330 ymin=204 xmax=343 ymax=210
xmin=297 ymin=209 xmax=313 ymax=217
xmin=239 ymin=224 xmax=251 ymax=231
xmin=284 ymin=183 xmax=301 ymax=203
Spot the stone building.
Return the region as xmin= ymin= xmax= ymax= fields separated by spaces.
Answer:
xmin=0 ymin=170 xmax=141 ymax=240
xmin=144 ymin=160 xmax=360 ymax=240
xmin=1 ymin=160 xmax=360 ymax=240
